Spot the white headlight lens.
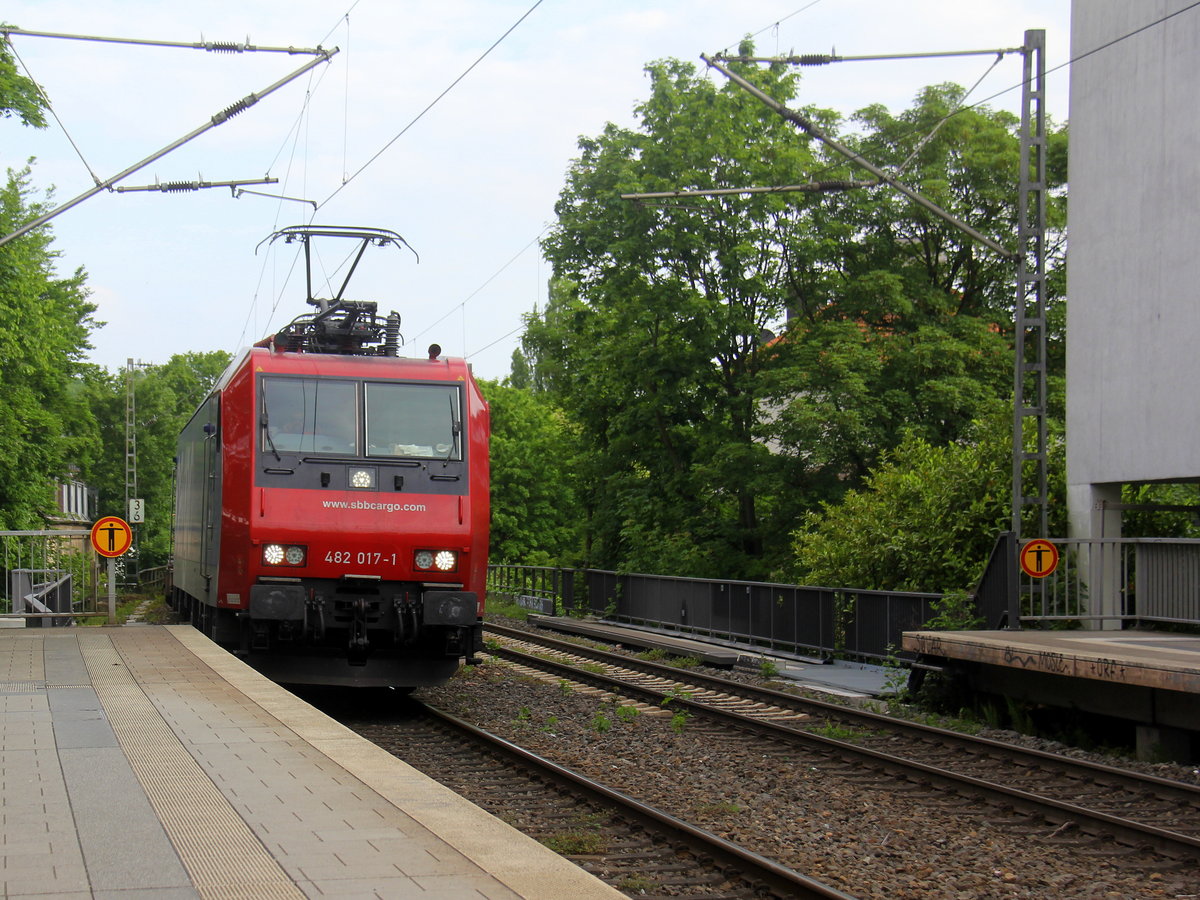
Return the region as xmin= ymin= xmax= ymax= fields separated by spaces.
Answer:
xmin=434 ymin=550 xmax=457 ymax=571
xmin=414 ymin=550 xmax=434 ymax=569
xmin=263 ymin=544 xmax=285 ymax=565
xmin=284 ymin=545 xmax=306 ymax=565
xmin=349 ymin=468 xmax=376 ymax=489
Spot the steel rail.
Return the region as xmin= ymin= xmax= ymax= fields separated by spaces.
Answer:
xmin=486 ymin=623 xmax=1200 ymax=806
xmin=487 ymin=633 xmax=1200 ymax=860
xmin=422 ymin=704 xmax=856 ymax=900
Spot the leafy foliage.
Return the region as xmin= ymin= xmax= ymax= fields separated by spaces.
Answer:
xmin=0 ymin=32 xmax=47 ymax=129
xmin=791 ymin=410 xmax=1066 ymax=594
xmin=527 ymin=53 xmax=824 ymax=578
xmin=0 ymin=168 xmax=99 ymax=528
xmin=479 ymin=378 xmax=582 ymax=566
xmin=78 ymin=352 xmax=231 ymax=567
xmin=524 ymin=51 xmax=1067 ymax=583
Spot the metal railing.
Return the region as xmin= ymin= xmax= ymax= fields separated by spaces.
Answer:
xmin=1018 ymin=537 xmax=1200 ymax=628
xmin=488 ymin=564 xmax=942 ymax=663
xmin=1 ymin=530 xmax=107 ymax=624
xmin=487 ymin=565 xmax=575 ymax=616
xmin=139 ymin=566 xmax=167 ymax=592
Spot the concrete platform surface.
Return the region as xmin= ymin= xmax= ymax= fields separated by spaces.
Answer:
xmin=0 ymin=624 xmax=622 ymax=900
xmin=902 ymin=628 xmax=1200 ymax=694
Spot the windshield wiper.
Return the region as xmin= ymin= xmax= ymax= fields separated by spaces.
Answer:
xmin=444 ymin=394 xmax=462 ymax=464
xmin=260 ymin=387 xmax=282 ymax=463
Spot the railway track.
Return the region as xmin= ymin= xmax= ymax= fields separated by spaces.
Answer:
xmin=345 ymin=700 xmax=853 ymax=899
xmin=485 ymin=622 xmax=1200 ymax=863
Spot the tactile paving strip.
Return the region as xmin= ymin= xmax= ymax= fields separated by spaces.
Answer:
xmin=0 ymin=683 xmax=92 ymax=691
xmin=77 ymin=633 xmax=304 ymax=900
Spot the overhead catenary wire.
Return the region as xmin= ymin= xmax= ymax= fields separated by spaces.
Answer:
xmin=318 ymin=0 xmax=546 ymax=209
xmin=4 ymin=36 xmax=103 ymax=185
xmin=633 ymin=2 xmax=1199 ymax=218
xmin=238 ymin=4 xmax=354 ymax=351
xmin=836 ymin=0 xmax=1200 ymax=169
xmin=723 ymin=0 xmax=826 ymax=56
xmin=407 ymin=226 xmax=551 ymax=353
xmin=0 ymin=43 xmax=339 ymax=247
xmin=0 ymin=25 xmax=330 ymax=55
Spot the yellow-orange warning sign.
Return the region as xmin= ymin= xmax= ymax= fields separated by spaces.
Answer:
xmin=1019 ymin=539 xmax=1059 ymax=578
xmin=91 ymin=516 xmax=133 ymax=558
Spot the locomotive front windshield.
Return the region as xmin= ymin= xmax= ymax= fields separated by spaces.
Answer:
xmin=365 ymin=382 xmax=461 ymax=460
xmin=261 ymin=378 xmax=358 ymax=454
xmin=260 ymin=376 xmax=462 ymax=461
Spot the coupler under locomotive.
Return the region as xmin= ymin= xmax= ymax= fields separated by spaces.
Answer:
xmin=235 ymin=577 xmax=483 ymax=686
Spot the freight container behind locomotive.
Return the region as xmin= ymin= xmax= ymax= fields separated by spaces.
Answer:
xmin=168 ymin=226 xmax=489 ymax=687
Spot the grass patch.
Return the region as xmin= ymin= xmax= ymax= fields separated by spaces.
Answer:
xmin=617 ymin=874 xmax=657 ymax=893
xmin=664 ymin=655 xmax=702 ymax=669
xmin=483 ymin=595 xmax=532 ymax=620
xmin=635 ymin=648 xmax=671 ymax=661
xmin=810 ymin=721 xmax=860 ymax=741
xmin=694 ymin=800 xmax=742 ymax=816
xmin=79 ymin=592 xmax=168 ymax=626
xmin=542 ymin=829 xmax=608 ymax=856
xmin=614 ymin=704 xmax=641 ymax=724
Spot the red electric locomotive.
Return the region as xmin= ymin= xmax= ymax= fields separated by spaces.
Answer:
xmin=169 ymin=226 xmax=489 ymax=687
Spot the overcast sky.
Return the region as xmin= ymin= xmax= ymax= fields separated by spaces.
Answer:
xmin=2 ymin=1 xmax=1071 ymax=381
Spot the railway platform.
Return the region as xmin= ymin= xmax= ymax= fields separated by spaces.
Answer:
xmin=0 ymin=624 xmax=622 ymax=899
xmin=902 ymin=628 xmax=1200 ymax=761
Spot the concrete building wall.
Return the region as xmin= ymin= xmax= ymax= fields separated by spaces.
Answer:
xmin=1067 ymin=0 xmax=1200 ymax=536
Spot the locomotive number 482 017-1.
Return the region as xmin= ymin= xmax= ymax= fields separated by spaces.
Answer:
xmin=324 ymin=550 xmax=399 ymax=565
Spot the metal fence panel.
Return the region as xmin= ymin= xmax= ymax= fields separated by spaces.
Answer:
xmin=1002 ymin=538 xmax=1200 ymax=628
xmin=1 ymin=530 xmax=103 ymax=623
xmin=1138 ymin=543 xmax=1200 ymax=622
xmin=490 ymin=564 xmax=942 ymax=663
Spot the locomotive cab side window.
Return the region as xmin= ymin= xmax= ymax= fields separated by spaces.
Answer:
xmin=365 ymin=382 xmax=462 ymax=460
xmin=261 ymin=378 xmax=359 ymax=455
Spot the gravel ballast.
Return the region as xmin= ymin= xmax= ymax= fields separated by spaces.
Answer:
xmin=408 ymin=644 xmax=1200 ymax=900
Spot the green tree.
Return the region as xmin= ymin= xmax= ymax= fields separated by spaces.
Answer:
xmin=527 ymin=57 xmax=1066 ymax=583
xmin=527 ymin=51 xmax=824 ymax=578
xmin=480 ymin=379 xmax=581 ymax=566
xmin=79 ymin=352 xmax=231 ymax=566
xmin=0 ymin=30 xmax=47 ymax=128
xmin=791 ymin=410 xmax=1066 ymax=594
xmin=765 ymin=83 xmax=1066 ymax=488
xmin=0 ymin=37 xmax=94 ymax=528
xmin=0 ymin=169 xmax=98 ymax=528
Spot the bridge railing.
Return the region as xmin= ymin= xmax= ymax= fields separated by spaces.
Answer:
xmin=1 ymin=530 xmax=106 ymax=625
xmin=488 ymin=564 xmax=942 ymax=663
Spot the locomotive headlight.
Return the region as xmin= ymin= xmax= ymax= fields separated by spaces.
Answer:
xmin=349 ymin=467 xmax=376 ymax=489
xmin=263 ymin=543 xmax=306 ymax=566
xmin=413 ymin=549 xmax=457 ymax=572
